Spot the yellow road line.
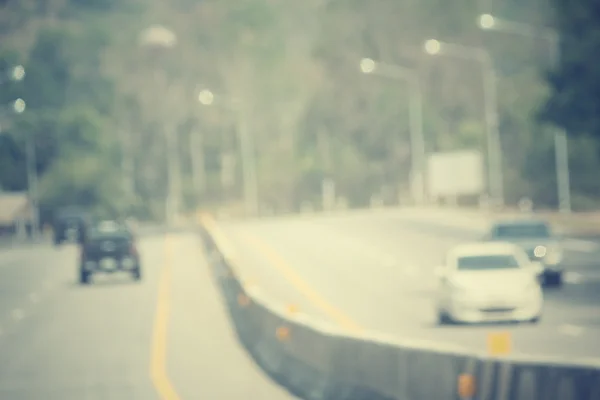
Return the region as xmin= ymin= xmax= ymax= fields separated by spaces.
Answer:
xmin=150 ymin=235 xmax=182 ymax=400
xmin=238 ymin=230 xmax=363 ymax=333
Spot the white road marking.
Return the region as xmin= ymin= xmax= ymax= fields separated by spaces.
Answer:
xmin=11 ymin=309 xmax=24 ymax=320
xmin=563 ymin=239 xmax=599 ymax=253
xmin=558 ymin=324 xmax=584 ymax=337
xmin=564 ymin=271 xmax=600 ymax=284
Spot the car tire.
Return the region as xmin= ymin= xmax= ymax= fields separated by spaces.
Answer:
xmin=544 ymin=271 xmax=563 ymax=287
xmin=437 ymin=310 xmax=452 ymax=325
xmin=79 ymin=268 xmax=91 ymax=285
xmin=132 ymin=266 xmax=142 ymax=281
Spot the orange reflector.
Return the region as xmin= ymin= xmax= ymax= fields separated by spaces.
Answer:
xmin=237 ymin=294 xmax=250 ymax=307
xmin=487 ymin=331 xmax=511 ymax=356
xmin=458 ymin=374 xmax=476 ymax=398
xmin=276 ymin=326 xmax=290 ymax=341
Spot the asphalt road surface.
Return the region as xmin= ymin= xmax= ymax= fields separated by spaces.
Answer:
xmin=0 ymin=233 xmax=299 ymax=399
xmin=216 ymin=210 xmax=600 ymax=361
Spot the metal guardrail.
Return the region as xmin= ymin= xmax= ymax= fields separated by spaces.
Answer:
xmin=198 ymin=214 xmax=600 ymax=400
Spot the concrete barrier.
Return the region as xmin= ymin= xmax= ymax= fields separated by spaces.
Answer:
xmin=198 ymin=215 xmax=600 ymax=400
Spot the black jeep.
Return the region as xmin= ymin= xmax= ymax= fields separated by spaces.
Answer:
xmin=79 ymin=220 xmax=141 ymax=284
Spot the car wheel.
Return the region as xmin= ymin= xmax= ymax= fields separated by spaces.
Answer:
xmin=529 ymin=315 xmax=541 ymax=324
xmin=79 ymin=268 xmax=91 ymax=285
xmin=437 ymin=310 xmax=452 ymax=325
xmin=544 ymin=272 xmax=563 ymax=287
xmin=132 ymin=266 xmax=142 ymax=281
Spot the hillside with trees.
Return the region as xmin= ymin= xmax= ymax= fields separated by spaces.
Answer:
xmin=0 ymin=0 xmax=599 ymax=222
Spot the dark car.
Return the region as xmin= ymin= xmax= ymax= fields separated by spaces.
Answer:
xmin=53 ymin=207 xmax=91 ymax=245
xmin=485 ymin=219 xmax=564 ymax=287
xmin=79 ymin=220 xmax=141 ymax=284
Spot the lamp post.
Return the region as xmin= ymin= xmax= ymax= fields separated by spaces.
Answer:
xmin=424 ymin=39 xmax=504 ymax=207
xmin=359 ymin=57 xmax=426 ymax=204
xmin=198 ymin=89 xmax=259 ymax=216
xmin=138 ymin=25 xmax=179 ymax=224
xmin=0 ymin=66 xmax=38 ymax=237
xmin=477 ymin=13 xmax=570 ymax=213
xmin=17 ymin=100 xmax=40 ymax=239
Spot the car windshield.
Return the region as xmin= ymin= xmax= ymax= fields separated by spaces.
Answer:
xmin=491 ymin=223 xmax=551 ymax=239
xmin=457 ymin=255 xmax=521 ymax=271
xmin=89 ymin=221 xmax=130 ymax=238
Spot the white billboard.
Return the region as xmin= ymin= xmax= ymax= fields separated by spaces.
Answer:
xmin=427 ymin=150 xmax=484 ymax=197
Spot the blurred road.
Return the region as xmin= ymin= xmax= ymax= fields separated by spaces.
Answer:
xmin=0 ymin=233 xmax=299 ymax=399
xmin=217 ymin=210 xmax=600 ymax=360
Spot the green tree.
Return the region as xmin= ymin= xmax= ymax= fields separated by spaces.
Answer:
xmin=540 ymin=0 xmax=600 ymax=138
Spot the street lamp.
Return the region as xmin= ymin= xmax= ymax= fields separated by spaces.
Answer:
xmin=11 ymin=98 xmax=39 ymax=240
xmin=11 ymin=65 xmax=25 ymax=82
xmin=424 ymin=39 xmax=442 ymax=55
xmin=359 ymin=57 xmax=426 ymax=205
xmin=197 ymin=88 xmax=259 ymax=216
xmin=198 ymin=89 xmax=214 ymax=106
xmin=13 ymin=98 xmax=26 ymax=113
xmin=186 ymin=88 xmax=215 ymax=200
xmin=139 ymin=25 xmax=179 ymax=224
xmin=478 ymin=14 xmax=495 ymax=30
xmin=424 ymin=39 xmax=504 ymax=207
xmin=0 ymin=65 xmax=25 ymax=84
xmin=477 ymin=13 xmax=570 ymax=213
xmin=19 ymin=99 xmax=40 ymax=240
xmin=0 ymin=65 xmax=39 ymax=238
xmin=359 ymin=58 xmax=376 ymax=74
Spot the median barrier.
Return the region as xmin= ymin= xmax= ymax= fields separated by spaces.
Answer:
xmin=199 ymin=215 xmax=600 ymax=400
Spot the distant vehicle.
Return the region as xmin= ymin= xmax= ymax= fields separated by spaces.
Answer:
xmin=78 ymin=220 xmax=141 ymax=284
xmin=52 ymin=207 xmax=92 ymax=245
xmin=485 ymin=219 xmax=563 ymax=287
xmin=435 ymin=242 xmax=543 ymax=325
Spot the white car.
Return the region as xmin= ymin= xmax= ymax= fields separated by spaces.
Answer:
xmin=435 ymin=242 xmax=543 ymax=325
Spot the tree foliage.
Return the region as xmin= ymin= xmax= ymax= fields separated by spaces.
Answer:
xmin=541 ymin=0 xmax=600 ymax=137
xmin=2 ymin=0 xmax=600 ymax=221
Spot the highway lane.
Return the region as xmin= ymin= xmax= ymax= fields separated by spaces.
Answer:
xmin=0 ymin=243 xmax=77 ymax=332
xmin=0 ymin=232 xmax=299 ymax=399
xmin=217 ymin=211 xmax=600 ymax=361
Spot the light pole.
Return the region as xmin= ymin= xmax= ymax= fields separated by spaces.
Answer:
xmin=138 ymin=25 xmax=179 ymax=224
xmin=198 ymin=89 xmax=259 ymax=217
xmin=477 ymin=13 xmax=570 ymax=213
xmin=189 ymin=128 xmax=205 ymax=202
xmin=424 ymin=39 xmax=504 ymax=208
xmin=359 ymin=57 xmax=426 ymax=204
xmin=0 ymin=66 xmax=39 ymax=238
xmin=18 ymin=100 xmax=40 ymax=239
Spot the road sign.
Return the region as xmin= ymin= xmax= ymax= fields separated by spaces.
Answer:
xmin=427 ymin=150 xmax=484 ymax=198
xmin=487 ymin=331 xmax=512 ymax=355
